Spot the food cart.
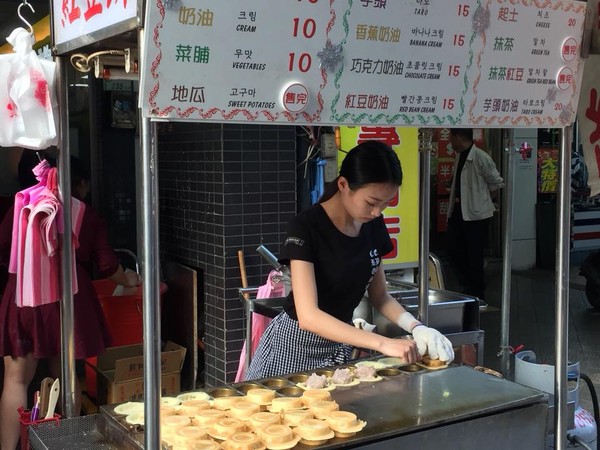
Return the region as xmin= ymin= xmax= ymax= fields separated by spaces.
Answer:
xmin=26 ymin=0 xmax=596 ymax=448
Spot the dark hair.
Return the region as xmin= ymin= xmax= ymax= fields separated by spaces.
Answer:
xmin=450 ymin=128 xmax=473 ymax=141
xmin=68 ymin=155 xmax=90 ymax=189
xmin=18 ymin=151 xmax=44 ymax=189
xmin=320 ymin=140 xmax=402 ymax=203
xmin=17 ymin=151 xmax=89 ymax=191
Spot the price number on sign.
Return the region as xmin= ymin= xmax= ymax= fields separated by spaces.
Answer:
xmin=442 ymin=98 xmax=455 ymax=110
xmin=289 ymin=11 xmax=317 ymax=73
xmin=288 ymin=53 xmax=312 ymax=72
xmin=458 ymin=4 xmax=470 ymax=16
xmin=448 ymin=65 xmax=460 ymax=77
xmin=292 ymin=18 xmax=316 ymax=38
xmin=453 ymin=34 xmax=465 ymax=46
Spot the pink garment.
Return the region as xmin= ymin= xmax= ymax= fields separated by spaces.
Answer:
xmin=9 ymin=161 xmax=86 ymax=307
xmin=9 ymin=160 xmax=51 ymax=273
xmin=235 ymin=270 xmax=287 ymax=382
xmin=16 ymin=192 xmax=85 ymax=307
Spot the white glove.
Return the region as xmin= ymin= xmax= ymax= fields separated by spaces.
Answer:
xmin=411 ymin=325 xmax=455 ymax=363
xmin=353 ymin=318 xmax=377 ymax=332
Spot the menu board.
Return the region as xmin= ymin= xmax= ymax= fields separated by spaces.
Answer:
xmin=140 ymin=0 xmax=586 ymax=128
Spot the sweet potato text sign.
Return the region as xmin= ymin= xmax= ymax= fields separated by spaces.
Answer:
xmin=140 ymin=0 xmax=586 ymax=127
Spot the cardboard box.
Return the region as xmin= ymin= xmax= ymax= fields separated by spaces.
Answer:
xmin=88 ymin=341 xmax=186 ymax=405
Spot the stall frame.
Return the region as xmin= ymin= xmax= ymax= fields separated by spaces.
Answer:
xmin=44 ymin=1 xmax=597 ymax=449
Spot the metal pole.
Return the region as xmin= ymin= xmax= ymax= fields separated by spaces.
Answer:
xmin=500 ymin=130 xmax=515 ymax=377
xmin=140 ymin=115 xmax=162 ymax=449
xmin=56 ymin=55 xmax=77 ymax=418
xmin=417 ymin=129 xmax=433 ymax=325
xmin=554 ymin=126 xmax=572 ymax=450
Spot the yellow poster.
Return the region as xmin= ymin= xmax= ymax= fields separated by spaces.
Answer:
xmin=339 ymin=126 xmax=419 ymax=268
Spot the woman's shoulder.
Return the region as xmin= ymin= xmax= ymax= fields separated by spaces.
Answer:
xmin=285 ymin=205 xmax=330 ymax=245
xmin=291 ymin=204 xmax=326 ymax=226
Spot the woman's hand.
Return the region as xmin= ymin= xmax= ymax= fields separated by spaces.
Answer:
xmin=379 ymin=337 xmax=420 ymax=364
xmin=122 ymin=271 xmax=141 ymax=288
xmin=411 ymin=326 xmax=454 ymax=362
xmin=109 ymin=265 xmax=141 ymax=288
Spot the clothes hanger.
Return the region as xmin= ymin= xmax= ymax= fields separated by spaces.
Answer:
xmin=17 ymin=1 xmax=35 ymax=36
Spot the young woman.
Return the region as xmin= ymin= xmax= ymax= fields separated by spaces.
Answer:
xmin=245 ymin=140 xmax=453 ymax=380
xmin=0 ymin=156 xmax=139 ymax=450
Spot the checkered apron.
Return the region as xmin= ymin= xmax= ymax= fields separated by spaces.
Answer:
xmin=244 ymin=312 xmax=353 ymax=380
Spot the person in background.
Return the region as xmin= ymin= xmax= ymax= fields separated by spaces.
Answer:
xmin=0 ymin=155 xmax=140 ymax=450
xmin=446 ymin=128 xmax=504 ymax=301
xmin=245 ymin=141 xmax=454 ymax=380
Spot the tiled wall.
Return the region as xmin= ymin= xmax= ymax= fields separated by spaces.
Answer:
xmin=158 ymin=122 xmax=297 ymax=386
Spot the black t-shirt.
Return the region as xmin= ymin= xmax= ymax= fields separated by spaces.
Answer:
xmin=280 ymin=204 xmax=393 ymax=323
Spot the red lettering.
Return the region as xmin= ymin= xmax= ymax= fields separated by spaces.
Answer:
xmin=107 ymin=0 xmax=128 ymax=8
xmin=384 ymin=237 xmax=398 ymax=259
xmin=585 ymin=88 xmax=600 ymax=144
xmin=595 ymin=144 xmax=600 ymax=174
xmin=384 ymin=217 xmax=400 ymax=235
xmin=61 ymin=0 xmax=81 ymax=26
xmin=84 ymin=0 xmax=103 ymax=21
xmin=357 ymin=126 xmax=400 ymax=147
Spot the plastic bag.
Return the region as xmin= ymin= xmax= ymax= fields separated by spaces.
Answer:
xmin=0 ymin=28 xmax=57 ymax=150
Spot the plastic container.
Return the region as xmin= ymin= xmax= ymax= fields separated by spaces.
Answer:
xmin=93 ymin=279 xmax=168 ymax=345
xmin=18 ymin=407 xmax=60 ymax=450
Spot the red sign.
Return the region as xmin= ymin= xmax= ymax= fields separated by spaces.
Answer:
xmin=437 ymin=198 xmax=449 ymax=232
xmin=436 ymin=160 xmax=453 ymax=195
xmin=436 ymin=128 xmax=453 ymax=158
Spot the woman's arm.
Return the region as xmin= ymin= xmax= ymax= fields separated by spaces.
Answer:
xmin=369 ymin=265 xmax=455 ymax=362
xmin=368 ymin=266 xmax=421 ymax=330
xmin=292 ymin=259 xmax=419 ymax=362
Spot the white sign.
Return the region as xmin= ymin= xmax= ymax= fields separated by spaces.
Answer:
xmin=578 ymin=54 xmax=600 ymax=196
xmin=141 ymin=0 xmax=586 ymax=127
xmin=53 ymin=0 xmax=137 ymax=48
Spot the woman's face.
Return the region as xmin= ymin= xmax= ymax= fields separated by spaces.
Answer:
xmin=339 ymin=179 xmax=399 ymax=223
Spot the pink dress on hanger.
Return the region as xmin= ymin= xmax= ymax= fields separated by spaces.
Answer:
xmin=9 ymin=162 xmax=85 ymax=307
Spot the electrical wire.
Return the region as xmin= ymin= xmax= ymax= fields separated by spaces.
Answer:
xmin=567 ymin=434 xmax=593 ymax=449
xmin=301 ymin=144 xmax=317 ymax=179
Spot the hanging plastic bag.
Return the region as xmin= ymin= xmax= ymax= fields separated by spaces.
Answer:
xmin=0 ymin=27 xmax=57 ymax=150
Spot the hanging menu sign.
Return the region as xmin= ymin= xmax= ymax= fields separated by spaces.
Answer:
xmin=140 ymin=0 xmax=587 ymax=127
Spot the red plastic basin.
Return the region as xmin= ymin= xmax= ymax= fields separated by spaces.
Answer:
xmin=93 ymin=278 xmax=167 ymax=345
xmin=86 ymin=278 xmax=167 ymax=400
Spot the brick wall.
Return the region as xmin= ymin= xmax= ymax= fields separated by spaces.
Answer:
xmin=158 ymin=122 xmax=296 ymax=386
